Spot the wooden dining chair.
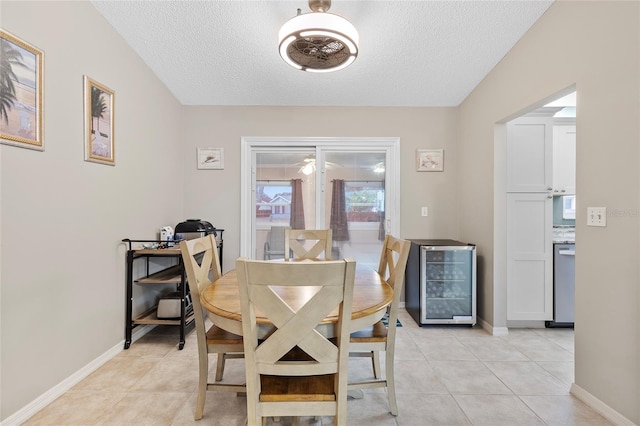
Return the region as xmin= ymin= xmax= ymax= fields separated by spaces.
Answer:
xmin=179 ymin=235 xmax=245 ymax=420
xmin=284 ymin=228 xmax=333 ymax=260
xmin=236 ymin=257 xmax=356 ymax=426
xmin=348 ymin=234 xmax=410 ymax=416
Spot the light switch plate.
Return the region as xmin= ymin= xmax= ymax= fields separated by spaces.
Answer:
xmin=421 ymin=207 xmax=429 ymax=217
xmin=587 ymin=207 xmax=607 ymax=227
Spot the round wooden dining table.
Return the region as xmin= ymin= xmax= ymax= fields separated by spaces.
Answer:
xmin=200 ymin=263 xmax=393 ymax=338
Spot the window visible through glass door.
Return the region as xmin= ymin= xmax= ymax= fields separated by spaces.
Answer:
xmin=253 ymin=151 xmax=386 ymax=266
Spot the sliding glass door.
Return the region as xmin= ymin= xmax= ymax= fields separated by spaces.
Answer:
xmin=322 ymin=151 xmax=387 ymax=268
xmin=241 ymin=137 xmax=400 ymax=268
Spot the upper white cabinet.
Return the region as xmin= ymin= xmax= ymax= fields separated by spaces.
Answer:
xmin=507 ymin=117 xmax=554 ymax=193
xmin=552 ymin=124 xmax=576 ymax=195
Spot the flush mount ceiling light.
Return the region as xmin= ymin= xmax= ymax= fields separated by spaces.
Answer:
xmin=279 ymin=0 xmax=359 ymax=73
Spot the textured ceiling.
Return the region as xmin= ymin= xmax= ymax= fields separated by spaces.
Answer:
xmin=91 ymin=0 xmax=553 ymax=107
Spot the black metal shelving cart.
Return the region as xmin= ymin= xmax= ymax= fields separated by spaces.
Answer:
xmin=122 ymin=231 xmax=223 ymax=350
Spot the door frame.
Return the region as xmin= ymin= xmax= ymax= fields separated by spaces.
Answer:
xmin=240 ymin=136 xmax=401 ymax=258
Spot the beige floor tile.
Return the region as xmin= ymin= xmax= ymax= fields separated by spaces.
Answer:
xmin=454 ymin=394 xmax=546 ymax=425
xmin=536 ymin=361 xmax=575 ymax=386
xmin=511 ymin=340 xmax=574 ymax=362
xmin=130 ymin=355 xmax=200 ymax=392
xmin=72 ymin=357 xmax=161 ymax=392
xmin=430 ymin=361 xmax=512 ymax=395
xmin=349 ymin=356 xmax=379 ymax=382
xmin=443 ymin=326 xmax=491 ymax=338
xmin=394 ymin=359 xmax=449 ymax=394
xmin=24 ymin=390 xmax=126 ymax=426
xmin=458 ymin=336 xmax=530 ymax=361
xmin=95 ymin=391 xmax=191 ymax=425
xmin=544 ymin=334 xmax=575 ymax=353
xmin=484 ymin=361 xmax=570 ymax=396
xmin=396 ymin=394 xmax=470 ymax=425
xmin=170 ymin=390 xmax=248 ymax=425
xmin=119 ymin=334 xmax=182 ymax=358
xmin=346 ymin=389 xmax=399 ymax=425
xmin=393 ymin=331 xmax=427 ymax=360
xmin=502 ymin=332 xmax=574 ymax=361
xmin=404 ymin=324 xmax=456 ymax=338
xmin=520 ymin=395 xmax=615 ymax=425
xmin=414 ymin=336 xmax=478 ymax=361
xmin=531 ymin=327 xmax=575 ymax=339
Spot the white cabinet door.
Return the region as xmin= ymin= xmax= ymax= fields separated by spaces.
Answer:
xmin=507 ymin=117 xmax=553 ymax=193
xmin=552 ymin=125 xmax=576 ymax=195
xmin=507 ymin=193 xmax=553 ymax=321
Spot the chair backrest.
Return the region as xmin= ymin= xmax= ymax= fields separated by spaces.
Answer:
xmin=284 ymin=228 xmax=333 ymax=261
xmin=180 ymin=235 xmax=221 ymax=350
xmin=236 ymin=257 xmax=355 ymax=378
xmin=264 ymin=226 xmax=288 ymax=259
xmin=378 ymin=235 xmax=411 ymax=320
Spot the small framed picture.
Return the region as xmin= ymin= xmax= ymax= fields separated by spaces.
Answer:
xmin=84 ymin=76 xmax=115 ymax=165
xmin=416 ymin=149 xmax=444 ymax=172
xmin=197 ymin=147 xmax=224 ymax=170
xmin=0 ymin=30 xmax=44 ymax=151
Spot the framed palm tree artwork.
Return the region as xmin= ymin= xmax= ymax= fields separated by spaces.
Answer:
xmin=84 ymin=76 xmax=115 ymax=165
xmin=0 ymin=29 xmax=44 ymax=150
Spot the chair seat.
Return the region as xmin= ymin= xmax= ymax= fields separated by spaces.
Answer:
xmin=350 ymin=320 xmax=388 ymax=342
xmin=260 ymin=374 xmax=336 ymax=402
xmin=206 ymin=324 xmax=243 ymax=345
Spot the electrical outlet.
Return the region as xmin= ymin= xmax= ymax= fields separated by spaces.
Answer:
xmin=587 ymin=207 xmax=607 ymax=227
xmin=421 ymin=207 xmax=429 ymax=217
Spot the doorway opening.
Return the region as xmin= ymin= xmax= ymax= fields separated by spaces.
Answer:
xmin=494 ymin=87 xmax=576 ymax=333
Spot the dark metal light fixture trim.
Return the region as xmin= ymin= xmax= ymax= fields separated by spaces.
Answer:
xmin=278 ymin=0 xmax=359 ymax=73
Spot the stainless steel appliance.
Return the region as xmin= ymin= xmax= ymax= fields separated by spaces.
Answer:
xmin=546 ymin=243 xmax=575 ymax=327
xmin=405 ymin=239 xmax=477 ymax=326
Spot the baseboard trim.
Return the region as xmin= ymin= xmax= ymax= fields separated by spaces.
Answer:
xmin=570 ymin=383 xmax=636 ymax=426
xmin=1 ymin=325 xmax=156 ymax=426
xmin=478 ymin=317 xmax=509 ymax=336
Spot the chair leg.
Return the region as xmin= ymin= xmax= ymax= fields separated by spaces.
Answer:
xmin=195 ymin=358 xmax=208 ymax=420
xmin=372 ymin=350 xmax=382 ymax=379
xmin=215 ymin=353 xmax=226 ymax=381
xmin=385 ymin=348 xmax=398 ymax=416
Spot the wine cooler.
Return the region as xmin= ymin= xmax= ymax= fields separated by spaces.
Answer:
xmin=405 ymin=239 xmax=477 ymax=326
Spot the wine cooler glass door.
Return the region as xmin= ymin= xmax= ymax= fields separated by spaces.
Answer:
xmin=421 ymin=246 xmax=476 ymax=324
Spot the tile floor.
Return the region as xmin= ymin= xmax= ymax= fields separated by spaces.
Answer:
xmin=25 ymin=310 xmax=613 ymax=426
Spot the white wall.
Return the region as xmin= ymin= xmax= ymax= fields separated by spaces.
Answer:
xmin=180 ymin=106 xmax=460 ymax=272
xmin=0 ymin=1 xmax=184 ymax=420
xmin=457 ymin=1 xmax=639 ymax=423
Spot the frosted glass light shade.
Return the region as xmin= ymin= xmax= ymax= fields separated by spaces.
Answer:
xmin=278 ymin=11 xmax=359 ymax=72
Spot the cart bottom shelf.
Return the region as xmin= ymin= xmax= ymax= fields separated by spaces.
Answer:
xmin=133 ymin=306 xmax=195 ymax=326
